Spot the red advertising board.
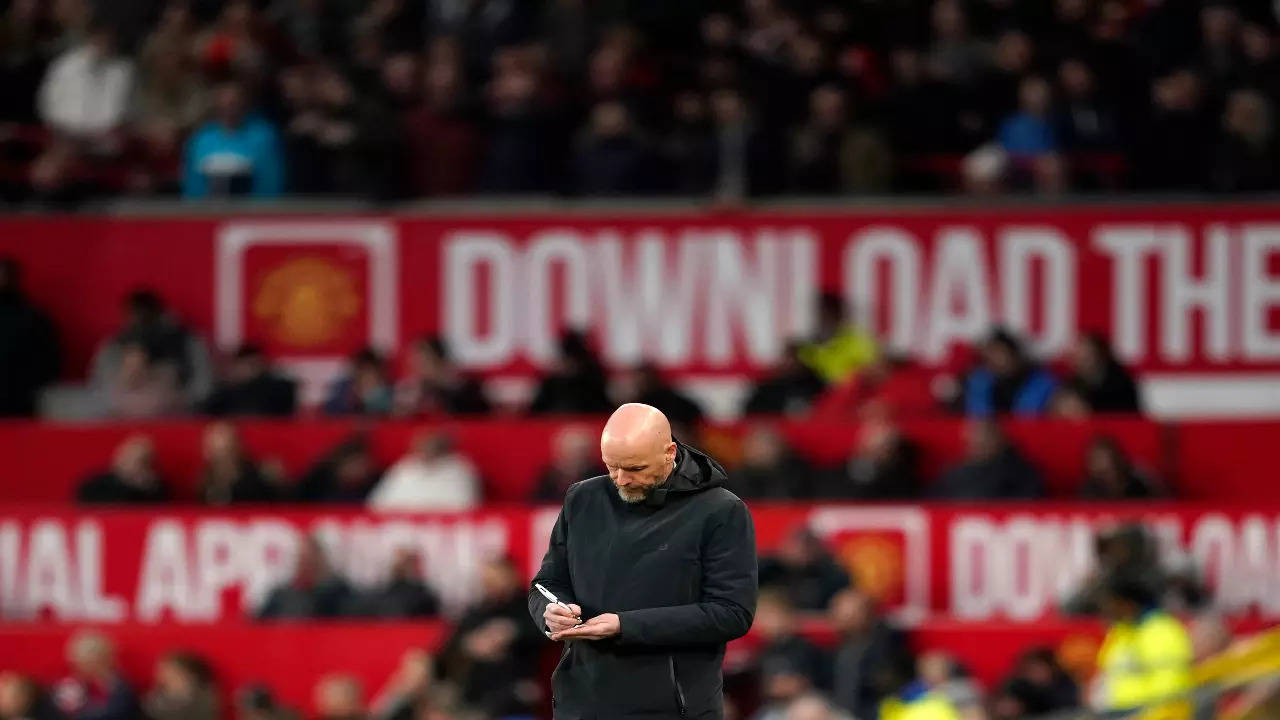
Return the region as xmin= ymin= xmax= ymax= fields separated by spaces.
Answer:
xmin=3 ymin=206 xmax=1280 ymax=380
xmin=3 ymin=504 xmax=1278 ymax=627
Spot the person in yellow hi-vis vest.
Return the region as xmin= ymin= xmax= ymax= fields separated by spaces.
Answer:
xmin=1095 ymin=575 xmax=1193 ymax=715
xmin=879 ymin=653 xmax=967 ymax=720
xmin=796 ymin=293 xmax=878 ymax=385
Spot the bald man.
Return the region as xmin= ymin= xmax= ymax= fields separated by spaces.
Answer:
xmin=529 ymin=403 xmax=758 ymax=719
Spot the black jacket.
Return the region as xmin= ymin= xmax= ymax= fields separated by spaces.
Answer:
xmin=529 ymin=442 xmax=758 ymax=720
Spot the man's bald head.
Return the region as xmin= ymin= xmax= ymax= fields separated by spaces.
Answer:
xmin=601 ymin=404 xmax=677 ymax=503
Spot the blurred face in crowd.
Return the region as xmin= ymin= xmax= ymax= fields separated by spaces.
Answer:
xmin=785 ymin=695 xmax=837 ymax=720
xmin=790 ymin=34 xmax=826 ymax=75
xmin=1019 ymin=77 xmax=1052 ymax=116
xmin=966 ymin=420 xmax=1004 ymax=462
xmin=154 ymin=656 xmax=198 ymax=698
xmin=809 ymin=85 xmax=846 ymax=130
xmin=753 ymin=592 xmax=796 ymax=640
xmin=230 ymin=349 xmax=267 ymax=383
xmin=1086 ymin=439 xmax=1126 ymax=483
xmin=0 ymin=673 xmax=35 ymax=717
xmin=480 ymin=559 xmax=518 ymax=601
xmin=1059 ymin=59 xmax=1094 ymax=100
xmin=1201 ymin=5 xmax=1237 ymax=48
xmin=743 ymin=425 xmax=786 ymax=470
xmin=890 ymin=46 xmax=924 ymax=85
xmin=317 ymin=69 xmax=353 ymax=109
xmin=552 ymin=427 xmax=596 ymax=473
xmin=1055 ymin=0 xmax=1088 ymax=23
xmin=411 ymin=431 xmax=451 ymax=462
xmin=382 ymin=53 xmax=419 ymax=102
xmin=117 ymin=342 xmax=153 ymax=387
xmin=918 ymin=651 xmax=954 ymax=688
xmin=673 ymin=91 xmax=707 ymax=126
xmin=601 ymin=405 xmax=677 ymax=503
xmin=931 ymin=0 xmax=967 ymax=41
xmin=113 ymin=436 xmax=157 ymax=483
xmin=982 ymin=337 xmax=1020 ymax=376
xmin=829 ymin=589 xmax=874 ymax=634
xmin=1071 ymin=335 xmax=1106 ymax=377
xmin=353 ymin=357 xmax=387 ymax=395
xmin=213 ymin=82 xmax=248 ymax=127
xmin=590 ymin=101 xmax=631 ymax=139
xmin=1154 ymin=71 xmax=1200 ymax=112
xmin=702 ymin=13 xmax=735 ymax=49
xmin=390 ymin=548 xmax=420 ymax=582
xmin=1241 ymin=24 xmax=1273 ymax=62
xmin=203 ymin=422 xmax=242 ymax=465
xmin=335 ymin=449 xmax=372 ymax=488
xmin=68 ymin=632 xmax=115 ymax=678
xmin=1224 ymin=90 xmax=1271 ymax=145
xmin=294 ymin=538 xmax=328 ymax=585
xmin=994 ymin=30 xmax=1032 ymax=73
xmin=314 ymin=675 xmax=363 ymax=720
xmin=711 ymin=89 xmax=746 ymax=127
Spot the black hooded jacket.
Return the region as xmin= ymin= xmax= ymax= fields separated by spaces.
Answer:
xmin=529 ymin=441 xmax=758 ymax=720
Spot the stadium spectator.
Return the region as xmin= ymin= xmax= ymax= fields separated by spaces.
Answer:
xmin=132 ymin=2 xmax=206 ymax=193
xmin=0 ymin=0 xmax=54 ymax=124
xmin=1062 ymin=524 xmax=1167 ymax=617
xmin=528 ymin=331 xmax=612 ymax=415
xmin=235 ymin=685 xmax=297 ymax=720
xmin=324 ymin=348 xmax=394 ymax=415
xmin=961 ymin=328 xmax=1057 ymax=416
xmin=103 ymin=340 xmax=184 ymax=418
xmin=37 ymin=23 xmax=133 ymax=143
xmin=438 ymin=556 xmax=541 ymax=718
xmin=193 ymin=0 xmax=266 ymax=80
xmin=356 ymin=549 xmax=440 ymax=619
xmin=313 ymin=674 xmax=365 ymax=720
xmin=1138 ymin=69 xmax=1211 ymax=191
xmin=1062 ymin=333 xmax=1141 ymax=414
xmin=997 ymin=76 xmax=1059 ymax=161
xmin=0 ymin=672 xmax=60 ymax=720
xmin=797 ymin=293 xmax=878 ymax=385
xmin=198 ymin=421 xmax=278 ymax=504
xmin=478 ymin=47 xmax=554 ymax=194
xmin=933 ymin=420 xmax=1044 ymax=500
xmin=183 ymin=78 xmax=285 ymax=198
xmin=368 ymin=649 xmax=436 ymax=720
xmin=401 ymin=39 xmax=481 ymax=196
xmin=748 ymin=590 xmax=829 ymax=719
xmin=203 ymin=345 xmax=297 ymax=417
xmin=730 ymin=424 xmax=815 ymax=499
xmin=927 ymin=0 xmax=987 ymax=87
xmin=990 ymin=647 xmax=1078 ymax=720
xmin=662 ymin=90 xmax=718 ymax=195
xmin=782 ymin=694 xmax=850 ymax=720
xmin=811 ymin=356 xmax=937 ymax=421
xmin=1078 ymin=436 xmax=1163 ymax=500
xmin=880 ymin=652 xmax=976 ymax=720
xmin=393 ymin=336 xmax=489 ymax=416
xmin=91 ymin=289 xmax=213 ymax=405
xmin=257 ymin=536 xmax=354 ymax=619
xmin=613 ymin=362 xmax=704 ymax=435
xmin=787 ymin=84 xmax=891 ymax=194
xmin=295 ymin=435 xmax=380 ymax=503
xmin=573 ymin=100 xmax=657 ymax=195
xmin=52 ymin=632 xmax=139 ymax=720
xmin=0 ymin=257 xmax=60 ymax=417
xmin=143 ymin=652 xmax=218 ymax=720
xmin=1210 ymin=88 xmax=1277 ymax=192
xmin=367 ymin=431 xmax=481 ymax=512
xmin=824 ymin=417 xmax=919 ymax=499
xmin=709 ymin=86 xmax=782 ymax=199
xmin=77 ymin=435 xmax=169 ymax=504
xmin=531 ymin=425 xmax=604 ymax=502
xmin=828 ymin=589 xmax=913 ymax=720
xmin=1095 ymin=574 xmax=1193 ymax=714
xmin=758 ymin=527 xmax=851 ymax=612
xmin=743 ymin=342 xmax=827 ymax=416
xmin=1057 ymin=58 xmax=1121 ymax=153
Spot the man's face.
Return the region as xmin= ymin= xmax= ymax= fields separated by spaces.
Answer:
xmin=602 ymin=435 xmax=676 ymax=504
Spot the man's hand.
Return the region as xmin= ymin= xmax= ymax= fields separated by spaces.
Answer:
xmin=551 ymin=613 xmax=620 ymax=641
xmin=543 ymin=602 xmax=582 ymax=634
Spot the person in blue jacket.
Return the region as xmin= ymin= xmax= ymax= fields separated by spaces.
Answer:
xmin=963 ymin=328 xmax=1057 ymax=416
xmin=182 ymin=79 xmax=284 ymax=198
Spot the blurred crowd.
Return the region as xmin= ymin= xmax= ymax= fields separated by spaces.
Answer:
xmin=0 ymin=521 xmax=1229 ymax=720
xmin=0 ymin=0 xmax=1278 ymax=203
xmin=2 ymin=259 xmax=1144 ymax=426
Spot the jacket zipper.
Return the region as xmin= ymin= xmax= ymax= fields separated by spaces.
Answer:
xmin=552 ymin=644 xmax=572 ymax=710
xmin=669 ymin=655 xmax=687 ymax=718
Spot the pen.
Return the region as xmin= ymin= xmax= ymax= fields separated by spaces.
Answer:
xmin=535 ymin=583 xmax=580 ymax=637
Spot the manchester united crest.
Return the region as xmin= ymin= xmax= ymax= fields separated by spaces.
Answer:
xmin=251 ymin=256 xmax=361 ymax=349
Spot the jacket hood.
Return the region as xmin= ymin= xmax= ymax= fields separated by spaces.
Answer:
xmin=645 ymin=439 xmax=727 ymax=506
